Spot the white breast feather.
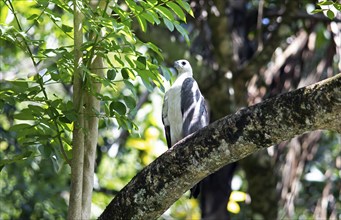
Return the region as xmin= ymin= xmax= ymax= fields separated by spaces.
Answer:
xmin=165 ymin=73 xmax=191 ymax=146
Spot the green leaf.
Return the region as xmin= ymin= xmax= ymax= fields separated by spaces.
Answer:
xmin=62 ymin=101 xmax=77 ymax=122
xmin=174 ymin=22 xmax=190 ymax=44
xmin=310 ymin=9 xmax=324 ymax=14
xmin=145 ymin=10 xmax=161 ymax=25
xmin=146 ymin=0 xmax=158 ymax=7
xmin=115 ymin=115 xmax=128 ymax=130
xmin=326 ymin=10 xmax=335 ymax=19
xmin=146 ymin=42 xmax=163 ymax=62
xmin=65 ymin=112 xmax=77 ymax=122
xmin=51 ymin=99 xmax=62 ymax=108
xmin=104 ymin=103 xmax=110 ymax=116
xmin=46 ymin=106 xmax=60 ymax=119
xmin=107 ymin=69 xmax=117 ymax=80
xmin=14 ymin=109 xmax=35 ymax=120
xmin=59 ymin=116 xmax=72 ymax=124
xmin=61 ymin=24 xmax=73 ymax=33
xmin=110 ymin=101 xmax=127 ymax=115
xmin=317 ymin=1 xmax=333 ymax=6
xmin=334 ymin=3 xmax=341 ymax=10
xmin=121 ymin=68 xmax=129 ymax=79
xmin=9 ymin=123 xmax=33 ymax=132
xmin=141 ymin=12 xmax=155 ymax=24
xmin=112 ymin=7 xmax=129 ymax=22
xmin=126 ymin=0 xmax=143 ymax=12
xmin=175 ymin=0 xmax=194 ymax=17
xmin=124 ymin=80 xmax=137 ymax=98
xmin=161 ymin=65 xmax=173 ymax=81
xmin=163 ymin=18 xmax=174 ymax=32
xmin=125 ymin=56 xmax=136 ymax=68
xmin=139 ymin=70 xmax=154 ymax=91
xmin=28 ymin=104 xmax=45 ymax=115
xmin=61 ymin=100 xmax=74 ymax=111
xmin=43 ymin=9 xmax=61 ymax=22
xmin=136 ymin=15 xmax=147 ymax=32
xmin=136 ymin=56 xmax=147 ymax=69
xmin=114 ymin=55 xmax=125 ymax=66
xmin=155 ymin=6 xmax=174 ymax=21
xmin=146 ymin=42 xmax=161 ymax=54
xmin=27 ymin=14 xmax=39 ymax=20
xmin=166 ymin=2 xmax=186 ymax=22
xmin=27 ymin=86 xmax=41 ymax=97
xmin=36 ymin=122 xmax=57 ymax=136
xmin=146 ymin=60 xmax=159 ymax=70
xmin=123 ymin=95 xmax=136 ymax=109
xmin=138 ymin=0 xmax=149 ymax=8
xmin=150 ymin=69 xmax=165 ymax=92
xmin=9 ymin=80 xmax=29 ymax=91
xmin=121 ymin=68 xmax=135 ymax=79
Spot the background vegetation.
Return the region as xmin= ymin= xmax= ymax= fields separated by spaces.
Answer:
xmin=1 ymin=0 xmax=340 ymax=219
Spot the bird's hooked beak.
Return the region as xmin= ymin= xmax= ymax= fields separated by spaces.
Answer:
xmin=174 ymin=61 xmax=181 ymax=70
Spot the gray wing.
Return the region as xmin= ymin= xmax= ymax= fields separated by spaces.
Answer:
xmin=181 ymin=77 xmax=209 ymax=137
xmin=180 ymin=77 xmax=209 ymax=198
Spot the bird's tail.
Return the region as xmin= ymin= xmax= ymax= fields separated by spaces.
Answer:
xmin=189 ymin=181 xmax=201 ymax=198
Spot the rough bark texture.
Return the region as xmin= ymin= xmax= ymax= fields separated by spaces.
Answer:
xmin=99 ymin=74 xmax=341 ymax=220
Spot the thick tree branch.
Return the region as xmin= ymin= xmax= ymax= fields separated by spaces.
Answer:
xmin=99 ymin=74 xmax=341 ymax=220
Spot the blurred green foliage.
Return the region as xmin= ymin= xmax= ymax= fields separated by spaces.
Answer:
xmin=1 ymin=0 xmax=340 ymax=219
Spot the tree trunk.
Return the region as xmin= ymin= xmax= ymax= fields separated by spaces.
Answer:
xmin=81 ymin=55 xmax=103 ymax=219
xmin=68 ymin=1 xmax=104 ymax=219
xmin=67 ymin=1 xmax=84 ymax=219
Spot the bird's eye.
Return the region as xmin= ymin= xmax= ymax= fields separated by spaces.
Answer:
xmin=181 ymin=61 xmax=186 ymax=66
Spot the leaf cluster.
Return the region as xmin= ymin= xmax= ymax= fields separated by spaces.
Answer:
xmin=311 ymin=1 xmax=341 ymax=19
xmin=0 ymin=0 xmax=193 ymax=187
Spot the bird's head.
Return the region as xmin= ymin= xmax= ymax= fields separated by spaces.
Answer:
xmin=174 ymin=59 xmax=193 ymax=75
